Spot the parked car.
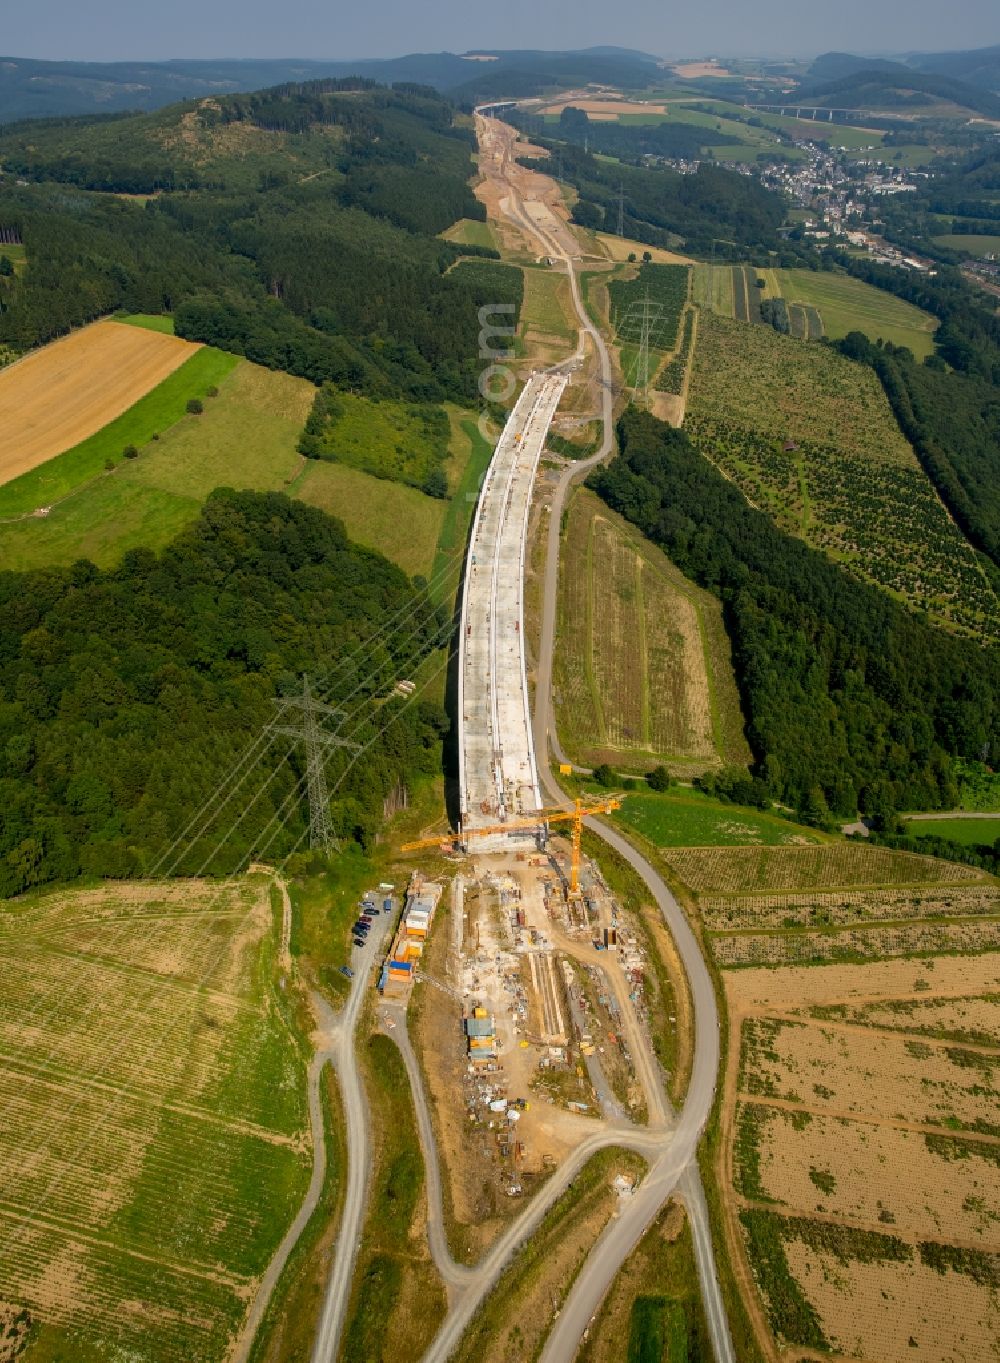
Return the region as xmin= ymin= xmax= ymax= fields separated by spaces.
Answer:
xmin=339 ymin=965 xmax=354 ymax=978
xmin=353 ymin=937 xmax=365 ymax=948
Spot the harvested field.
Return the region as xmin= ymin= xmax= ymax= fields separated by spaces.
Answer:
xmin=596 ymin=233 xmax=692 ymax=265
xmin=701 ymin=883 xmax=1000 ymax=931
xmin=0 ymin=877 xmax=311 ymax=1362
xmin=664 ymin=843 xmax=986 ymax=895
xmin=740 ymin=1014 xmax=999 ymax=1135
xmin=0 ymin=320 xmax=200 ymax=488
xmin=553 ymin=487 xmax=748 ymax=772
xmin=806 ymin=992 xmax=1000 ymax=1048
xmin=0 ymin=359 xmax=474 ymax=586
xmin=718 ymin=935 xmax=1000 ymax=1363
xmin=712 ymin=917 xmax=1000 ymax=966
xmin=779 ymin=1223 xmax=999 ymax=1362
xmin=736 ymin=1102 xmax=1000 ymax=1243
xmin=725 ymin=952 xmax=1000 ymax=1013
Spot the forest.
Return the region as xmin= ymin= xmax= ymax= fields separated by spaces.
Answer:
xmin=0 ymin=82 xmax=523 ymax=404
xmin=831 ymin=254 xmax=1000 ymax=572
xmin=0 ymin=492 xmax=449 ymax=899
xmin=590 ymin=410 xmax=1000 ymax=820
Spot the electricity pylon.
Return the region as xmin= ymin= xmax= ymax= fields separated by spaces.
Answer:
xmin=272 ymin=675 xmax=359 ymax=855
xmin=616 ymin=291 xmax=666 ymax=407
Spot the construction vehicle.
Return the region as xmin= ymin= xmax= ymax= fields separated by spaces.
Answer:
xmin=400 ymin=796 xmax=624 ymax=899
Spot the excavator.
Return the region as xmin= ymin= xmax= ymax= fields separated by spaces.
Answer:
xmin=400 ymin=795 xmax=624 ymax=898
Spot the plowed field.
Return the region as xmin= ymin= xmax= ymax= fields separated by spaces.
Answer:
xmin=0 ymin=320 xmax=200 ymax=487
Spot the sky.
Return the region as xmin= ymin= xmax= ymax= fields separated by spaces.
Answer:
xmin=1 ymin=0 xmax=996 ymax=64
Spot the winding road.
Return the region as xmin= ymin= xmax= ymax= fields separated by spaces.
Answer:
xmin=488 ymin=111 xmax=734 ymax=1363
xmin=310 ymin=911 xmax=392 ymax=1363
xmin=301 ymin=117 xmax=736 ymax=1363
xmin=407 ymin=115 xmax=736 ymax=1363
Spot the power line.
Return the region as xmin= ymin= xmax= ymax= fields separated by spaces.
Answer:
xmin=271 ymin=675 xmax=360 ymax=854
xmin=615 ymin=291 xmax=669 ymax=406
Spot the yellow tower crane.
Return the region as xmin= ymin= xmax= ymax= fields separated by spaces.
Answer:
xmin=400 ymin=795 xmax=624 ymax=898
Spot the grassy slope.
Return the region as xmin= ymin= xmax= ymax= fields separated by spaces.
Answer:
xmin=306 ymin=390 xmax=448 ymax=488
xmin=554 ymin=488 xmax=749 ymax=773
xmin=441 ymin=217 xmax=497 ymax=250
xmin=249 ymin=1067 xmax=345 ymax=1363
xmin=521 ymin=265 xmax=576 ymax=339
xmin=932 ymin=233 xmax=1000 ymax=257
xmin=615 ymin=789 xmax=824 ymax=849
xmin=0 ymin=359 xmax=481 ymax=583
xmin=907 ymin=816 xmax=1000 ymax=846
xmin=451 ymin=1148 xmax=648 ymax=1363
xmin=0 ymin=345 xmax=239 ymax=519
xmin=296 ymin=462 xmax=446 ymax=581
xmin=769 ymin=269 xmax=938 ymax=357
xmin=340 ymin=1033 xmax=445 ymax=1363
xmin=577 ymin=1200 xmax=712 ymax=1363
xmin=118 ymin=311 xmax=177 ymax=333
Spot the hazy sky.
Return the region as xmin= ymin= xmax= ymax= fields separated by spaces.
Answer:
xmin=2 ymin=0 xmax=996 ymax=63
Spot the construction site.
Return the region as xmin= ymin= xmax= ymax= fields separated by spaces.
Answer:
xmin=386 ymin=836 xmax=665 ymax=1249
xmin=458 ymin=368 xmax=568 ymax=846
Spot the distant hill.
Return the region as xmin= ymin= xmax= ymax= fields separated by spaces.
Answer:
xmin=908 ymin=44 xmax=1000 ymax=93
xmin=0 ymin=48 xmax=659 ymax=124
xmin=798 ymin=61 xmax=1000 ymax=119
xmin=807 ymin=45 xmax=1000 ymax=103
xmin=807 ymin=52 xmax=909 ymax=83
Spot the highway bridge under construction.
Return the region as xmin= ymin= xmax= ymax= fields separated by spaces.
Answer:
xmin=458 ymin=369 xmax=568 ymax=850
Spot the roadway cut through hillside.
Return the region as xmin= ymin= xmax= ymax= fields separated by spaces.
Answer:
xmin=305 ymin=112 xmax=735 ymax=1363
xmin=411 ymin=114 xmax=736 ymax=1363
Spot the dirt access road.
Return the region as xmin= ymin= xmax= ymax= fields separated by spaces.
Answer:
xmin=309 ymin=909 xmax=393 ymax=1363
xmin=411 ymin=115 xmax=735 ymax=1363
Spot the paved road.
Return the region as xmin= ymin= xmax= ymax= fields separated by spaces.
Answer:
xmin=310 ymin=910 xmax=392 ymax=1363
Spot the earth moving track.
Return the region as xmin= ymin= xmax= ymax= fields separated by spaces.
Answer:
xmin=415 ymin=117 xmax=736 ymax=1363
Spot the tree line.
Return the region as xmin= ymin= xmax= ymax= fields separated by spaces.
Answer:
xmin=589 ymin=410 xmax=1000 ymax=822
xmin=831 ymin=252 xmax=1000 ymax=575
xmin=0 ymin=82 xmax=523 ymax=405
xmin=0 ymin=492 xmax=449 ymax=899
